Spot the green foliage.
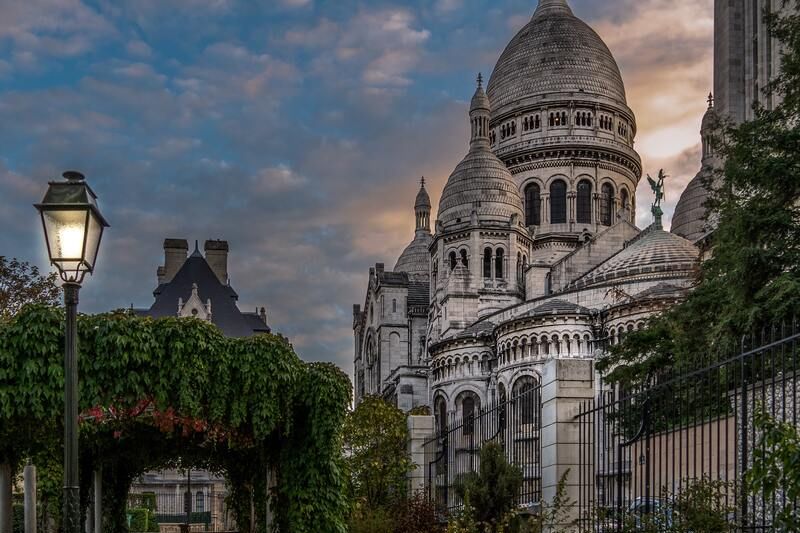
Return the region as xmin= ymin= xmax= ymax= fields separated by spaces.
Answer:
xmin=0 ymin=305 xmax=352 ymax=533
xmin=454 ymin=442 xmax=523 ymax=532
xmin=126 ymin=507 xmax=159 ymax=532
xmin=348 ymin=506 xmax=395 ymax=533
xmin=12 ymin=503 xmax=23 ymax=533
xmin=343 ymin=395 xmax=413 ymax=510
xmin=0 ymin=256 xmax=59 ymax=321
xmin=391 ymin=492 xmax=446 ymax=533
xmin=668 ymin=477 xmax=736 ymax=533
xmin=747 ymin=408 xmax=800 ymax=530
xmin=598 ymin=2 xmax=800 ymax=387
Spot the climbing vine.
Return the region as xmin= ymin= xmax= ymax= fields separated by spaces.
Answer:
xmin=0 ymin=305 xmax=352 ymax=532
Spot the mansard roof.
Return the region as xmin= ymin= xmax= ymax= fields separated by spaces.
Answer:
xmin=147 ymin=253 xmax=269 ymax=337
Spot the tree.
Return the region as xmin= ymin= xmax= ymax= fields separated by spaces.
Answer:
xmin=454 ymin=442 xmax=523 ymax=532
xmin=598 ymin=1 xmax=800 ymax=386
xmin=0 ymin=256 xmax=59 ymax=320
xmin=343 ymin=396 xmax=413 ymax=510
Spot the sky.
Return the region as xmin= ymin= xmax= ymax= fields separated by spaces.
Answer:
xmin=0 ymin=0 xmax=714 ymax=379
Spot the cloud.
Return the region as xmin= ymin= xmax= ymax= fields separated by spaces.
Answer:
xmin=126 ymin=40 xmax=153 ymax=58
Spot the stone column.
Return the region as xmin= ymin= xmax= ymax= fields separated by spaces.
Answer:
xmin=540 ymin=358 xmax=595 ymax=530
xmin=407 ymin=415 xmax=435 ymax=496
xmin=24 ymin=464 xmax=36 ymax=533
xmin=0 ymin=463 xmax=11 ymax=533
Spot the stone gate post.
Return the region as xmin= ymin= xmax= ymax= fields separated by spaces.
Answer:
xmin=407 ymin=415 xmax=434 ymax=495
xmin=540 ymin=358 xmax=594 ymax=530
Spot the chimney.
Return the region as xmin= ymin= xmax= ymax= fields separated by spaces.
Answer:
xmin=204 ymin=240 xmax=229 ymax=284
xmin=160 ymin=239 xmax=188 ymax=284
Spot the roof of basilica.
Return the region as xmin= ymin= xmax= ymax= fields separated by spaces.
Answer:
xmin=487 ymin=0 xmax=627 ymax=115
xmin=671 ymin=170 xmax=711 ymax=243
xmin=438 ymin=82 xmax=524 ymax=229
xmin=522 ymin=299 xmax=592 ymax=317
xmin=570 ymin=225 xmax=699 ymax=289
xmin=394 ymin=230 xmax=434 ymax=275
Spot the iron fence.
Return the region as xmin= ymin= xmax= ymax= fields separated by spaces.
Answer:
xmin=127 ymin=492 xmax=236 ymax=532
xmin=423 ymin=381 xmax=542 ymax=513
xmin=576 ymin=320 xmax=800 ymax=531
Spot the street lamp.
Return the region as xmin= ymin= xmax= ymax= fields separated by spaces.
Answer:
xmin=35 ymin=171 xmax=109 ymax=533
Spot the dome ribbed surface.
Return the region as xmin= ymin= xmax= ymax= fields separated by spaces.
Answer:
xmin=415 ymin=186 xmax=431 ymax=209
xmin=394 ymin=231 xmax=433 ymax=275
xmin=437 ymin=146 xmax=524 ymax=228
xmin=522 ymin=299 xmax=591 ymax=317
xmin=572 ymin=227 xmax=698 ymax=288
xmin=487 ymin=2 xmax=626 ymax=114
xmin=671 ymin=170 xmax=711 ymax=243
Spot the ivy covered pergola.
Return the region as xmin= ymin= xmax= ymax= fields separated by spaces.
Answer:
xmin=0 ymin=305 xmax=351 ymax=533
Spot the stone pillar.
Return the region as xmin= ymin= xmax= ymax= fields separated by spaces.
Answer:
xmin=540 ymin=358 xmax=595 ymax=530
xmin=407 ymin=415 xmax=435 ymax=496
xmin=24 ymin=464 xmax=36 ymax=533
xmin=0 ymin=463 xmax=11 ymax=533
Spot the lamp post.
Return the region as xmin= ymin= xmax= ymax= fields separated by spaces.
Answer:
xmin=35 ymin=171 xmax=109 ymax=533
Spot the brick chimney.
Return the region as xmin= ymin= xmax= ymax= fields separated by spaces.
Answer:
xmin=204 ymin=240 xmax=229 ymax=285
xmin=159 ymin=239 xmax=188 ymax=284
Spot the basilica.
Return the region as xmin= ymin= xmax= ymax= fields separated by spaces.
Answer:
xmin=353 ymin=0 xmax=728 ymax=428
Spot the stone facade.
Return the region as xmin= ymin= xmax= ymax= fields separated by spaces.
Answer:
xmin=354 ymin=0 xmax=703 ymax=425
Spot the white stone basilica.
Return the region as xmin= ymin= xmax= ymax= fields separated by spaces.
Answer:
xmin=353 ymin=0 xmax=718 ymax=428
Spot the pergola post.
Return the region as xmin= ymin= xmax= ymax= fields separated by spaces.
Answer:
xmin=0 ymin=463 xmax=12 ymax=533
xmin=24 ymin=464 xmax=36 ymax=533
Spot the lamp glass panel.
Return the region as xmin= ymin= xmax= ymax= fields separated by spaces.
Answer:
xmin=42 ymin=209 xmax=88 ymax=272
xmin=83 ymin=210 xmax=104 ymax=270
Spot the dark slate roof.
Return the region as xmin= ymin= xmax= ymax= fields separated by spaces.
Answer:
xmin=632 ymin=283 xmax=688 ymax=301
xmin=456 ymin=320 xmax=497 ymax=339
xmin=408 ymin=280 xmax=430 ymax=310
xmin=146 ymin=253 xmax=269 ymax=337
xmin=376 ymin=271 xmax=409 ymax=286
xmin=520 ymin=299 xmax=591 ymax=318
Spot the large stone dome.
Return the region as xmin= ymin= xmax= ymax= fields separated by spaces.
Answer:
xmin=487 ymin=0 xmax=626 ymax=115
xmin=394 ymin=231 xmax=433 ymax=275
xmin=671 ymin=171 xmax=711 ymax=243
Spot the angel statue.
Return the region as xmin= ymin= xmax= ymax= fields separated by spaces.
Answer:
xmin=647 ymin=169 xmax=667 ymax=228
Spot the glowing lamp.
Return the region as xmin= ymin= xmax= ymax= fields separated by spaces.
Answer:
xmin=35 ymin=171 xmax=109 ymax=284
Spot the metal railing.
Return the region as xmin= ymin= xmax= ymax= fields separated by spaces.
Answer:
xmin=423 ymin=383 xmax=542 ymax=512
xmin=575 ymin=320 xmax=800 ymax=531
xmin=127 ymin=492 xmax=236 ymax=532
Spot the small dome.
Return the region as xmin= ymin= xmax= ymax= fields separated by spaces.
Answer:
xmin=438 ymin=82 xmax=524 ymax=229
xmin=487 ymin=0 xmax=626 ymax=115
xmin=415 ymin=182 xmax=431 ymax=210
xmin=522 ymin=299 xmax=591 ymax=318
xmin=572 ymin=227 xmax=699 ymax=288
xmin=671 ymin=170 xmax=711 ymax=243
xmin=394 ymin=231 xmax=433 ymax=276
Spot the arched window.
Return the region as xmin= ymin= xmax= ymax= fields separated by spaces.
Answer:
xmin=392 ymin=299 xmax=397 ymax=313
xmin=512 ymin=376 xmax=539 ymax=425
xmin=449 ymin=251 xmax=457 ymax=270
xmin=588 ymin=113 xmax=593 ymax=127
xmin=432 ymin=260 xmax=438 ymax=287
xmin=550 ymin=180 xmax=567 ymax=224
xmin=524 ymin=183 xmax=541 ymax=226
xmin=561 ymin=112 xmax=567 ymax=125
xmin=545 ymin=272 xmax=552 ymax=295
xmin=435 ymin=395 xmax=447 ymax=434
xmin=523 ymin=117 xmax=529 ymax=131
xmin=576 ymin=180 xmax=592 ymax=224
xmin=462 ymin=395 xmax=475 ymax=435
xmin=620 ymin=188 xmax=630 ymax=211
xmin=534 ymin=115 xmax=540 ymax=129
xmin=460 ymin=249 xmax=469 ymax=269
xmin=517 ymin=252 xmax=522 ymax=282
xmin=483 ymin=248 xmax=492 ymax=279
xmin=196 ymin=491 xmax=204 ymax=513
xmin=601 ymin=183 xmax=614 ymax=226
xmin=549 ymin=113 xmax=555 ymax=127
xmin=495 ymin=248 xmax=504 ymax=279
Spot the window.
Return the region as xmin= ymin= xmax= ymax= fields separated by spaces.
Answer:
xmin=495 ymin=248 xmax=504 ymax=279
xmin=550 ymin=180 xmax=567 ymax=224
xmin=392 ymin=299 xmax=397 ymax=313
xmin=561 ymin=111 xmax=567 ymax=125
xmin=512 ymin=376 xmax=539 ymax=425
xmin=449 ymin=251 xmax=457 ymax=270
xmin=601 ymin=183 xmax=614 ymax=226
xmin=620 ymin=188 xmax=630 ymax=212
xmin=435 ymin=396 xmax=447 ymax=433
xmin=483 ymin=248 xmax=492 ymax=279
xmin=576 ymin=180 xmax=592 ymax=224
xmin=549 ymin=113 xmax=555 ymax=127
xmin=545 ymin=272 xmax=552 ymax=295
xmin=524 ymin=183 xmax=541 ymax=226
xmin=523 ymin=117 xmax=529 ymax=131
xmin=535 ymin=115 xmax=540 ymax=129
xmin=196 ymin=491 xmax=204 ymax=513
xmin=460 ymin=249 xmax=469 ymax=269
xmin=463 ymin=395 xmax=475 ymax=435
xmin=517 ymin=252 xmax=522 ymax=283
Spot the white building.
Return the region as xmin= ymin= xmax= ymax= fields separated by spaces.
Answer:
xmin=354 ymin=0 xmax=706 ymax=428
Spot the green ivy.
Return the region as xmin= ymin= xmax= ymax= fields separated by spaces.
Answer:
xmin=0 ymin=305 xmax=352 ymax=532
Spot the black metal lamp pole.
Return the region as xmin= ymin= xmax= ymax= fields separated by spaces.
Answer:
xmin=63 ymin=282 xmax=81 ymax=532
xmin=35 ymin=171 xmax=109 ymax=533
